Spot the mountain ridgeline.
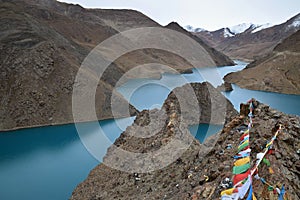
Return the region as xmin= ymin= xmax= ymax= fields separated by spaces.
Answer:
xmin=191 ymin=13 xmax=300 ymax=61
xmin=0 ymin=0 xmax=233 ymax=131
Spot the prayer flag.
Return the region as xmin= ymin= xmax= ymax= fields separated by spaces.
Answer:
xmin=234 ymin=157 xmax=250 ymax=166
xmin=278 ymin=185 xmax=285 ymax=200
xmin=238 ymin=176 xmax=251 ymax=198
xmin=221 ymin=193 xmax=239 ymax=200
xmin=263 ymin=158 xmax=270 ymax=167
xmin=233 ymin=170 xmax=251 ymax=185
xmin=221 ymin=188 xmax=237 ymax=196
xmin=238 ymin=140 xmax=249 ymax=151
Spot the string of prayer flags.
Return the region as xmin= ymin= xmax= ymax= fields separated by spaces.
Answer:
xmin=221 ymin=99 xmax=288 ymax=200
xmin=221 ymin=100 xmax=254 ymax=200
xmin=250 ymin=125 xmax=283 ymax=177
xmin=255 ymin=175 xmax=282 ymax=195
xmin=233 ymin=163 xmax=251 ymax=174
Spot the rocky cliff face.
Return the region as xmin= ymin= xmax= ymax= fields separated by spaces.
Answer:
xmin=0 ymin=0 xmax=234 ymax=131
xmin=71 ymin=96 xmax=299 ymax=199
xmin=224 ymin=30 xmax=300 ymax=95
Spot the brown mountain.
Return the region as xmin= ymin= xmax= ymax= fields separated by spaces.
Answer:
xmin=166 ymin=22 xmax=234 ymax=66
xmin=194 ymin=14 xmax=300 ymax=61
xmin=224 ymin=30 xmax=300 ymax=95
xmin=0 ymin=0 xmax=233 ymax=131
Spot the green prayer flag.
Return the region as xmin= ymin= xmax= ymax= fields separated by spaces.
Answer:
xmin=238 ymin=141 xmax=249 ymax=151
xmin=268 ymin=186 xmax=274 ymax=191
xmin=263 ymin=158 xmax=271 ymax=167
xmin=233 ymin=163 xmax=251 ymax=174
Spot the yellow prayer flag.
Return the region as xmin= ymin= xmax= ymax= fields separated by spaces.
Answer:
xmin=253 ymin=193 xmax=257 ymax=200
xmin=221 ymin=188 xmax=235 ymax=196
xmin=234 ymin=157 xmax=250 ymax=166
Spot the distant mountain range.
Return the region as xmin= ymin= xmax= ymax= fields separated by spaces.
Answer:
xmin=185 ymin=13 xmax=300 ymax=61
xmin=185 ymin=23 xmax=273 ymax=37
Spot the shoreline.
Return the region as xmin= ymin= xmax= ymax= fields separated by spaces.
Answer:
xmin=0 ymin=114 xmax=136 ymax=133
xmin=227 ymin=82 xmax=300 ymax=96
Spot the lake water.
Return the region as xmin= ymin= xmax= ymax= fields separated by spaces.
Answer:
xmin=117 ymin=60 xmax=300 ymax=115
xmin=0 ymin=118 xmax=134 ymax=200
xmin=189 ymin=124 xmax=224 ymax=143
xmin=1 ymin=61 xmax=299 ymax=200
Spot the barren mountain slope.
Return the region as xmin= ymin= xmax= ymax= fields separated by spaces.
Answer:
xmin=224 ymin=30 xmax=300 ymax=95
xmin=0 ymin=0 xmax=234 ymax=130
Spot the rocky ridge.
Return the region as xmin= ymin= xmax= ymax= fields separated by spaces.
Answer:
xmin=71 ymin=84 xmax=300 ymax=199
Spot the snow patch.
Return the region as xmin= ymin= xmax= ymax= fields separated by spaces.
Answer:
xmin=252 ymin=23 xmax=273 ymax=33
xmin=292 ymin=21 xmax=300 ymax=27
xmin=224 ymin=28 xmax=234 ymax=37
xmin=184 ymin=25 xmax=206 ymax=32
xmin=228 ymin=23 xmax=253 ymax=34
xmin=288 ymin=15 xmax=300 ymax=28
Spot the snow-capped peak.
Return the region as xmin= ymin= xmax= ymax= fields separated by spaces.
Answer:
xmin=223 ymin=22 xmax=274 ymax=36
xmin=228 ymin=23 xmax=253 ymax=34
xmin=184 ymin=25 xmax=206 ymax=32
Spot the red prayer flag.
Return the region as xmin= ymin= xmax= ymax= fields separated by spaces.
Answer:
xmin=233 ymin=169 xmax=251 ymax=185
xmin=240 ymin=133 xmax=249 ymax=141
xmin=267 ymin=149 xmax=275 ymax=155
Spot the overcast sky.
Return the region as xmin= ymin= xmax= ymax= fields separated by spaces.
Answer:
xmin=60 ymin=0 xmax=300 ymax=31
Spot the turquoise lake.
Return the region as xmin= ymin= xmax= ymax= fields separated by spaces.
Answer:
xmin=1 ymin=61 xmax=299 ymax=200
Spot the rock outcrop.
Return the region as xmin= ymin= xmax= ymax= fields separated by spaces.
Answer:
xmin=224 ymin=30 xmax=300 ymax=95
xmin=71 ymin=97 xmax=299 ymax=200
xmin=0 ymin=0 xmax=234 ymax=131
xmin=217 ymin=82 xmax=233 ymax=92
